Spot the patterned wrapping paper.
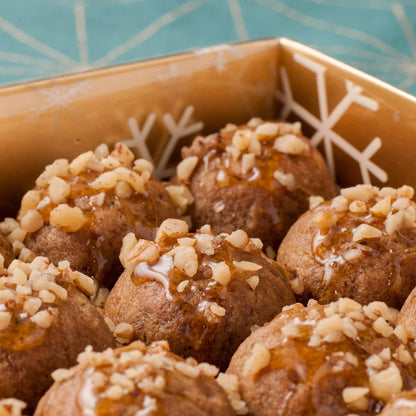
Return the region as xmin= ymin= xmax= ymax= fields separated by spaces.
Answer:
xmin=1 ymin=38 xmax=416 ymax=220
xmin=1 ymin=0 xmax=416 ymax=94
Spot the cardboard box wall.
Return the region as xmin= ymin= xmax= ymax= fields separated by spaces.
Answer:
xmin=0 ymin=37 xmax=415 ymax=216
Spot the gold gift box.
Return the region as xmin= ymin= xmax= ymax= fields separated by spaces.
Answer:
xmin=1 ymin=38 xmax=415 ymax=216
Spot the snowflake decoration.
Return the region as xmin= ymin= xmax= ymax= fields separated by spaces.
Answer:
xmin=121 ymin=105 xmax=203 ymax=179
xmin=29 ymin=80 xmax=92 ymax=119
xmin=123 ymin=114 xmax=157 ymax=162
xmin=194 ymin=44 xmax=245 ymax=73
xmin=276 ymin=52 xmax=387 ymax=185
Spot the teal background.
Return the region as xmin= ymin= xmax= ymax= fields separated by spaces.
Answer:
xmin=1 ymin=0 xmax=416 ymax=93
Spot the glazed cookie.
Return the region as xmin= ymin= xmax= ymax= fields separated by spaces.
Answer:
xmin=177 ymin=118 xmax=336 ymax=252
xmin=277 ymin=184 xmax=416 ymax=308
xmin=5 ymin=143 xmax=178 ymax=289
xmin=227 ymin=298 xmax=416 ymax=416
xmin=34 ymin=341 xmax=245 ymax=416
xmin=104 ymin=218 xmax=295 ymax=370
xmin=0 ymin=256 xmax=114 ymax=412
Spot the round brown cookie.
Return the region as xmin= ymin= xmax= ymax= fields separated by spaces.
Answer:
xmin=34 ymin=341 xmax=240 ymax=416
xmin=104 ymin=218 xmax=295 ymax=371
xmin=277 ymin=184 xmax=416 ymax=308
xmin=7 ymin=143 xmax=178 ymax=289
xmin=176 ymin=118 xmax=335 ymax=251
xmin=0 ymin=256 xmax=115 ymax=413
xmin=227 ymin=298 xmax=416 ymax=416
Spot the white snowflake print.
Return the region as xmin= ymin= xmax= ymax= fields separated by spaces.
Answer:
xmin=276 ymin=52 xmax=388 ymax=185
xmin=121 ymin=105 xmax=204 ymax=179
xmin=29 ymin=79 xmax=92 ymax=119
xmin=194 ymin=44 xmax=245 ymax=73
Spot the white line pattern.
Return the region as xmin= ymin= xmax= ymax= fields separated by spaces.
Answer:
xmin=124 ymin=114 xmax=157 ymax=163
xmin=93 ymin=0 xmax=212 ymax=67
xmin=121 ymin=106 xmax=203 ymax=179
xmin=74 ymin=1 xmax=90 ymax=66
xmin=228 ymin=0 xmax=249 ymax=41
xmin=276 ymin=53 xmax=387 ymax=185
xmin=0 ymin=16 xmax=76 ymax=65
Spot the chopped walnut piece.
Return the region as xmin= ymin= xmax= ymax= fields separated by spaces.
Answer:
xmin=370 ymin=196 xmax=391 ymax=217
xmin=246 ymin=118 xmax=262 ymax=127
xmin=290 ymin=276 xmax=304 ymax=294
xmin=199 ymin=224 xmax=213 ymax=234
xmin=309 ymin=196 xmax=324 ymax=209
xmin=379 ymin=187 xmax=397 ymax=198
xmin=225 ymin=230 xmax=249 ymax=249
xmin=177 ymin=280 xmax=189 ymax=293
xmin=115 ymin=181 xmax=133 ymax=198
xmin=90 ymin=167 xmax=144 ymax=193
xmin=349 ymin=200 xmax=367 ymax=214
xmin=119 ymin=233 xmax=138 ymax=267
xmin=111 ymin=143 xmax=135 ymax=166
xmin=173 ymin=246 xmax=198 ymax=277
xmin=20 ymin=209 xmax=44 ymax=233
xmin=372 ymin=317 xmax=394 ymax=337
xmin=384 ymin=211 xmax=404 ymax=235
xmin=338 ymin=298 xmax=362 ymax=314
xmin=52 ymin=367 xmax=76 ymax=383
xmin=248 ymin=136 xmax=261 ymax=155
xmin=369 ymin=364 xmax=402 ymax=402
xmin=250 ymin=238 xmax=263 ymax=250
xmin=31 ymin=308 xmax=57 ymax=328
xmin=20 ymin=190 xmax=41 ymax=217
xmin=331 ymin=195 xmax=349 ymax=213
xmin=48 ymin=176 xmax=71 ymax=204
xmin=233 ymin=261 xmax=262 ymax=271
xmin=73 ymin=271 xmax=95 ymax=297
xmin=255 ymin=122 xmax=279 ymax=138
xmin=212 ymin=262 xmax=231 ymax=286
xmin=69 ymin=151 xmax=94 ymax=176
xmin=393 ymin=325 xmax=408 ymax=344
xmin=23 ymin=297 xmax=42 ymax=316
xmin=241 ymin=153 xmax=255 ymax=174
xmin=313 ymin=211 xmax=338 ymax=234
xmin=392 ymin=197 xmax=410 ymax=211
xmin=210 ymin=303 xmax=226 ymax=317
xmin=243 ymin=343 xmax=270 ymax=377
xmin=36 ymin=159 xmax=69 ymax=188
xmin=273 ymin=170 xmax=296 ymax=191
xmin=341 ymin=185 xmax=378 ymax=202
xmin=195 ymin=234 xmax=214 ymax=255
xmin=133 ymin=159 xmax=153 ymax=178
xmin=232 ymin=130 xmax=252 ymax=150
xmin=49 ymin=204 xmax=86 ymax=232
xmin=156 ymin=219 xmax=189 ymax=241
xmin=165 ymin=185 xmax=194 ymax=214
xmin=397 ymin=185 xmax=414 ymax=199
xmin=342 ymin=387 xmax=369 ymax=404
xmin=273 ymin=134 xmax=308 ymax=155
xmin=246 ymin=275 xmax=259 ymax=290
xmin=352 ymin=224 xmax=382 ymax=242
xmin=0 ymin=398 xmax=27 ymax=416
xmin=114 ymin=322 xmax=134 ymax=344
xmin=316 ymin=315 xmax=343 ymax=337
xmin=125 ymin=240 xmax=160 ymax=266
xmin=177 ymin=156 xmax=199 ymax=183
